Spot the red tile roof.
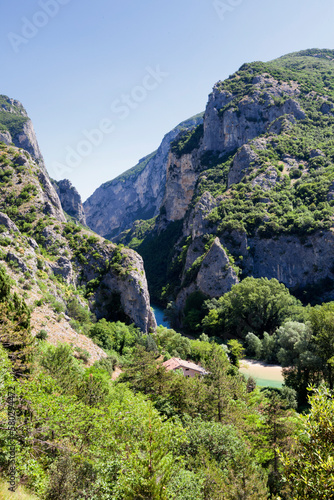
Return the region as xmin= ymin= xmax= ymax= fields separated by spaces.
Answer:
xmin=162 ymin=357 xmax=207 ymax=374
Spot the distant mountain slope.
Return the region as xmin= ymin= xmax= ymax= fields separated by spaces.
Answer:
xmin=84 ymin=113 xmax=204 ymax=239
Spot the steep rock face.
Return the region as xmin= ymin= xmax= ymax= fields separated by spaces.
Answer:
xmin=0 ymin=95 xmax=43 ymax=161
xmin=44 ymin=230 xmax=156 ymax=332
xmin=14 ymin=120 xmax=43 ymax=161
xmin=175 ymin=237 xmax=238 ymax=309
xmin=196 ymin=238 xmax=239 ymax=296
xmin=84 ymin=114 xmax=203 ymax=239
xmin=184 ymin=215 xmax=334 ymax=300
xmin=161 ymin=75 xmax=305 ymax=224
xmin=0 ymin=95 xmax=64 ymax=222
xmin=38 ymin=167 xmax=67 ymax=223
xmin=0 ymin=130 xmax=12 ymax=145
xmin=0 ymin=211 xmax=19 ymax=233
xmin=202 ymin=76 xmax=303 ymax=153
xmin=54 ymin=179 xmax=87 ymax=225
xmin=244 ymin=232 xmax=334 ymax=294
xmin=163 ymin=149 xmax=200 ymax=221
xmin=91 ymin=248 xmax=156 ymax=333
xmin=227 ymin=137 xmax=270 ymax=188
xmin=227 ymin=144 xmax=259 ymax=187
xmin=184 ymin=191 xmax=220 ymax=239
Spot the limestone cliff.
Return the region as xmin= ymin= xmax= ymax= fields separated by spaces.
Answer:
xmin=181 ymin=197 xmax=334 ymax=304
xmin=53 ymin=178 xmax=87 ymax=225
xmin=0 ymin=97 xmax=157 ymax=335
xmin=159 ymin=74 xmax=306 ymax=224
xmin=163 ymin=149 xmax=201 ymax=221
xmin=0 ymin=95 xmax=43 ymax=161
xmin=118 ymin=50 xmax=334 ymax=316
xmin=175 ymin=237 xmax=239 ymax=310
xmin=84 ymin=114 xmax=204 ymax=239
xmin=202 ymin=75 xmax=304 ymax=153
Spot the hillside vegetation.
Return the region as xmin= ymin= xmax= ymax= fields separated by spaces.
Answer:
xmin=1 ymin=50 xmax=334 ymax=498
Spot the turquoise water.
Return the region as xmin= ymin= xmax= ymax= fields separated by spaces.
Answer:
xmin=240 ymin=371 xmax=283 ymax=388
xmin=239 ymin=361 xmax=284 ymax=388
xmin=152 ymin=304 xmax=171 ymax=328
xmin=250 ymin=377 xmax=283 ymax=388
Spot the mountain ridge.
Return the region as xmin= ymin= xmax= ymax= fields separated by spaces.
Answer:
xmin=108 ymin=48 xmax=334 ymax=325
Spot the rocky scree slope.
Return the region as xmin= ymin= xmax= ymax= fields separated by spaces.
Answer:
xmin=84 ymin=113 xmax=204 ymax=239
xmin=118 ymin=49 xmax=334 ymax=317
xmin=0 ymin=99 xmax=156 ymax=361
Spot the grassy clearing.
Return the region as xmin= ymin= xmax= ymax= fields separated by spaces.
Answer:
xmin=0 ymin=480 xmax=39 ymax=500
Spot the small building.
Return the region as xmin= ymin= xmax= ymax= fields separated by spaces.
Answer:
xmin=162 ymin=357 xmax=208 ymax=378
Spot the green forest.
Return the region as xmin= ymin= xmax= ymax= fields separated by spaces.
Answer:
xmin=0 ymin=265 xmax=334 ymax=499
xmin=1 ymin=49 xmax=334 ymax=498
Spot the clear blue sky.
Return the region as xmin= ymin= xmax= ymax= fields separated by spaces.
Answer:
xmin=1 ymin=0 xmax=334 ymax=200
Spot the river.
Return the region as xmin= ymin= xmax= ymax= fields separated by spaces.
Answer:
xmin=151 ymin=304 xmax=171 ymax=328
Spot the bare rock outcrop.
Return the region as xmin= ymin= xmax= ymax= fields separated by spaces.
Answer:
xmin=14 ymin=120 xmax=43 ymax=161
xmin=196 ymin=238 xmax=239 ymax=297
xmin=38 ymin=169 xmax=66 ymax=223
xmin=251 ymin=167 xmax=280 ymax=190
xmin=6 ymin=251 xmax=28 ymax=273
xmin=163 ymin=149 xmax=200 ymax=221
xmin=0 ymin=96 xmax=43 ymax=161
xmin=184 ymin=191 xmax=219 ymax=239
xmin=82 ymin=244 xmax=157 ymax=333
xmin=54 ymin=179 xmax=86 ymax=225
xmin=0 ymin=212 xmax=19 ymax=233
xmin=228 ymin=145 xmax=259 ymax=187
xmin=50 ymin=257 xmax=74 ymax=284
xmin=202 ymin=76 xmax=304 ymax=153
xmin=175 ymin=238 xmax=239 ymax=309
xmin=0 ymin=131 xmax=12 ymax=145
xmin=243 ymin=232 xmax=334 ymax=294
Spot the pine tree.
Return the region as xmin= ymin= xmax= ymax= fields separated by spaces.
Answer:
xmin=118 ymin=407 xmax=175 ymax=499
xmin=0 ymin=268 xmax=34 ymax=378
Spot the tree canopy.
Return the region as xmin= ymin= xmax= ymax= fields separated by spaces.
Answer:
xmin=202 ymin=277 xmax=302 ymax=339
